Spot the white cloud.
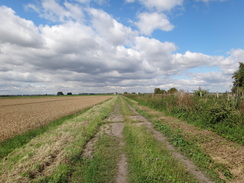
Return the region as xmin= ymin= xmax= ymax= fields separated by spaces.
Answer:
xmin=0 ymin=6 xmax=42 ymax=47
xmin=196 ymin=0 xmax=226 ymax=3
xmin=173 ymin=51 xmax=223 ymax=68
xmin=136 ymin=12 xmax=174 ymax=35
xmin=74 ymin=0 xmax=90 ymax=3
xmin=40 ymin=22 xmax=96 ymax=54
xmin=27 ymin=0 xmax=84 ymax=23
xmin=130 ymin=0 xmax=183 ymax=11
xmin=88 ymin=8 xmax=137 ymax=46
xmin=0 ymin=2 xmax=242 ymax=94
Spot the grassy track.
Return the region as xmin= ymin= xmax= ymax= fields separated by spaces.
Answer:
xmin=70 ymin=132 xmax=121 ymax=183
xmin=124 ymin=123 xmax=197 ymax=182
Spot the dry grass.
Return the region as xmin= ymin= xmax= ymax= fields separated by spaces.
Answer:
xmin=0 ymin=96 xmax=113 ymax=142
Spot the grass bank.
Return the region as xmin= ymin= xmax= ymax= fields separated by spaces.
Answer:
xmin=126 ymin=94 xmax=244 ymax=145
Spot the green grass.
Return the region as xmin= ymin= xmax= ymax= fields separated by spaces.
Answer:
xmin=119 ymin=96 xmax=134 ymax=116
xmin=126 ymin=98 xmax=232 ymax=182
xmin=70 ymin=133 xmax=121 ymax=183
xmin=30 ymin=97 xmax=118 ymax=183
xmin=123 ymin=123 xmax=198 ymax=183
xmin=126 ymin=94 xmax=244 ymax=145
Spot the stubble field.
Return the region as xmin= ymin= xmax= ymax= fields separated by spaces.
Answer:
xmin=0 ymin=96 xmax=113 ymax=142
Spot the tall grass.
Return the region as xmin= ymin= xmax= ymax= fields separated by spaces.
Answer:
xmin=126 ymin=93 xmax=244 ymax=145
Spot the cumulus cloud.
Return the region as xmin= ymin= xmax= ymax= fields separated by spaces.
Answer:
xmin=173 ymin=51 xmax=223 ymax=68
xmin=196 ymin=0 xmax=226 ymax=3
xmin=136 ymin=12 xmax=174 ymax=35
xmin=88 ymin=8 xmax=137 ymax=45
xmin=0 ymin=1 xmax=242 ymax=94
xmin=127 ymin=0 xmax=183 ymax=11
xmin=0 ymin=6 xmax=42 ymax=47
xmin=26 ymin=0 xmax=84 ymax=23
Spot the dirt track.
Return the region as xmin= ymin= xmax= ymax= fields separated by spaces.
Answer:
xmin=0 ymin=96 xmax=112 ymax=142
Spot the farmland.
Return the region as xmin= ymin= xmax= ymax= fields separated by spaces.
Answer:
xmin=0 ymin=96 xmax=113 ymax=142
xmin=0 ymin=95 xmax=243 ymax=182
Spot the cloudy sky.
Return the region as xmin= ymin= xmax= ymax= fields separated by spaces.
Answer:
xmin=0 ymin=0 xmax=243 ymax=94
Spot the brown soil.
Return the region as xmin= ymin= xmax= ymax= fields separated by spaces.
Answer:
xmin=0 ymin=96 xmax=112 ymax=142
xmin=137 ymin=105 xmax=244 ymax=183
xmin=105 ymin=102 xmax=128 ymax=183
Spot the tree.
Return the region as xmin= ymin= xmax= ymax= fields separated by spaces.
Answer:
xmin=154 ymin=88 xmax=166 ymax=94
xmin=154 ymin=88 xmax=161 ymax=94
xmin=57 ymin=91 xmax=64 ymax=96
xmin=232 ymin=62 xmax=244 ymax=96
xmin=194 ymin=87 xmax=208 ymax=97
xmin=168 ymin=87 xmax=178 ymax=94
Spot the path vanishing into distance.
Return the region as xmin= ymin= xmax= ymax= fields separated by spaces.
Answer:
xmin=0 ymin=96 xmax=243 ymax=182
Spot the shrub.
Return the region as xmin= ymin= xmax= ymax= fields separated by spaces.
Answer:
xmin=207 ymin=105 xmax=232 ymax=124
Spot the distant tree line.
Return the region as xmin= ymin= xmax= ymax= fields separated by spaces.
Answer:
xmin=154 ymin=87 xmax=178 ymax=94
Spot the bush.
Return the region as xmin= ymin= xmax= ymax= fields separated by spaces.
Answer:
xmin=126 ymin=93 xmax=244 ymax=144
xmin=207 ymin=105 xmax=232 ymax=124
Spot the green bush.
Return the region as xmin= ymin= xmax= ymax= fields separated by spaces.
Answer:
xmin=207 ymin=105 xmax=232 ymax=124
xmin=126 ymin=93 xmax=244 ymax=145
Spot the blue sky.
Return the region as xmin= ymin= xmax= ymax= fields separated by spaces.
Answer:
xmin=0 ymin=0 xmax=243 ymax=94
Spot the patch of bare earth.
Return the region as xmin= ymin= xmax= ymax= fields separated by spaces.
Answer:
xmin=128 ymin=105 xmax=213 ymax=183
xmin=105 ymin=103 xmax=128 ymax=183
xmin=105 ymin=102 xmax=124 ymax=123
xmin=81 ymin=121 xmax=128 ymax=183
xmin=137 ymin=105 xmax=244 ymax=183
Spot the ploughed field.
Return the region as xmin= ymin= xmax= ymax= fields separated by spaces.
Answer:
xmin=0 ymin=96 xmax=112 ymax=142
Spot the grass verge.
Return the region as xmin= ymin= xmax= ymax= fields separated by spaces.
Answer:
xmin=0 ymin=108 xmax=91 ymax=159
xmin=123 ymin=123 xmax=198 ymax=183
xmin=126 ymin=97 xmax=232 ymax=182
xmin=126 ymin=94 xmax=244 ymax=145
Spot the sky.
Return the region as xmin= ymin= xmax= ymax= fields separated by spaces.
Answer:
xmin=0 ymin=0 xmax=243 ymax=95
